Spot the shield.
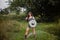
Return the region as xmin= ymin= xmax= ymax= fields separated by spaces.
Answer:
xmin=29 ymin=20 xmax=37 ymax=27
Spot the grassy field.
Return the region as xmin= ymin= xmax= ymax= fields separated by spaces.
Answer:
xmin=0 ymin=14 xmax=60 ymax=40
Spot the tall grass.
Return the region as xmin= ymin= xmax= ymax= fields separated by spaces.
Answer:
xmin=0 ymin=14 xmax=60 ymax=40
xmin=0 ymin=15 xmax=21 ymax=40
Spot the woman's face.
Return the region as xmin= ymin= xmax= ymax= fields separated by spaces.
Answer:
xmin=28 ymin=12 xmax=32 ymax=16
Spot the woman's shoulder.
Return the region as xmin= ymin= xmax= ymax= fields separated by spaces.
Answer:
xmin=32 ymin=16 xmax=34 ymax=17
xmin=32 ymin=16 xmax=35 ymax=19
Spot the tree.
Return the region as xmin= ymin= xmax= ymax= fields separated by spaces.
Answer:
xmin=10 ymin=0 xmax=60 ymax=22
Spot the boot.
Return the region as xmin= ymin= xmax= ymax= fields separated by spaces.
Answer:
xmin=24 ymin=35 xmax=27 ymax=40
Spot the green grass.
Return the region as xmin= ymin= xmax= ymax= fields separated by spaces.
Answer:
xmin=0 ymin=15 xmax=60 ymax=40
xmin=6 ymin=22 xmax=56 ymax=40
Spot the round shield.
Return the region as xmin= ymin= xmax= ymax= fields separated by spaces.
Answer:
xmin=29 ymin=20 xmax=37 ymax=27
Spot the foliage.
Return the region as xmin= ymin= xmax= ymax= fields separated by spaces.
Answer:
xmin=9 ymin=0 xmax=60 ymax=22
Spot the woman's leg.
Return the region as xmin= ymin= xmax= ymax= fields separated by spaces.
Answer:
xmin=32 ymin=27 xmax=36 ymax=35
xmin=32 ymin=27 xmax=36 ymax=39
xmin=25 ymin=27 xmax=30 ymax=39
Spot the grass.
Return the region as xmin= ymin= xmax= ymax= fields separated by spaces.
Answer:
xmin=0 ymin=14 xmax=60 ymax=40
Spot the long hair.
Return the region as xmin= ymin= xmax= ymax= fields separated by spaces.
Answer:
xmin=27 ymin=11 xmax=33 ymax=19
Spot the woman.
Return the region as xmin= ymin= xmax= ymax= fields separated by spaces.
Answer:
xmin=24 ymin=11 xmax=37 ymax=39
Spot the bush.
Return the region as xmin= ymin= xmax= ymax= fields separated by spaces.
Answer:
xmin=0 ymin=17 xmax=20 ymax=40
